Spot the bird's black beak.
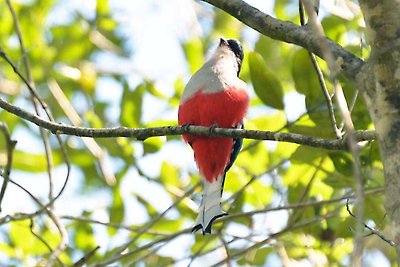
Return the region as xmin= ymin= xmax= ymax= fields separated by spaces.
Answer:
xmin=219 ymin=38 xmax=228 ymax=47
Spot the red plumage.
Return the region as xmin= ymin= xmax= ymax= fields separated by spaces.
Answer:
xmin=178 ymin=88 xmax=249 ymax=182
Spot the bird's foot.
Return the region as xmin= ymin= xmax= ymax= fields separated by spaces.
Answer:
xmin=208 ymin=123 xmax=219 ymax=136
xmin=191 ymin=213 xmax=228 ymax=235
xmin=182 ymin=123 xmax=192 ymax=133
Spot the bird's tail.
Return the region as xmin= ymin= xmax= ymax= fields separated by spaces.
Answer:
xmin=192 ymin=174 xmax=227 ymax=234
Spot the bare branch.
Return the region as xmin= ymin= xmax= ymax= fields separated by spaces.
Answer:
xmin=94 ymin=182 xmax=201 ymax=267
xmin=0 ymin=174 xmax=67 ymax=266
xmin=221 ymin=187 xmax=383 ymax=223
xmin=200 ymin=0 xmax=364 ymax=80
xmin=29 ymin=219 xmax=65 ymax=267
xmin=72 ymin=246 xmax=101 ymax=267
xmin=48 ymin=79 xmax=116 ymax=186
xmin=346 ymin=199 xmax=396 ymax=247
xmin=0 ymin=46 xmax=71 ymax=212
xmin=0 ymin=96 xmax=376 ymax=151
xmin=212 ymin=210 xmax=340 ymax=267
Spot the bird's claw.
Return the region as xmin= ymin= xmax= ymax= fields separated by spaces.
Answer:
xmin=182 ymin=123 xmax=192 ymax=133
xmin=208 ymin=123 xmax=219 ymax=136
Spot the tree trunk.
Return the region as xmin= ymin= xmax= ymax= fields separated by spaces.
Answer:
xmin=357 ymin=0 xmax=400 ymax=260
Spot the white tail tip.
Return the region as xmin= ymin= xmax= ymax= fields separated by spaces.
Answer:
xmin=192 ymin=175 xmax=227 ymax=235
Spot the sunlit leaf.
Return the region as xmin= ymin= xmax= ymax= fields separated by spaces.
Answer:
xmin=213 ymin=10 xmax=242 ymax=39
xmin=12 ymin=150 xmax=63 ymax=172
xmin=143 ymin=137 xmax=163 ymax=154
xmin=160 ymin=161 xmax=180 ymax=188
xmin=182 ymin=38 xmax=204 ymax=74
xmin=108 ymin=185 xmax=125 ymax=236
xmin=120 ymin=82 xmax=145 ymax=128
xmin=9 ymin=220 xmax=52 ymax=255
xmin=73 ymin=217 xmax=97 ymax=251
xmin=80 ymin=61 xmax=97 ymax=95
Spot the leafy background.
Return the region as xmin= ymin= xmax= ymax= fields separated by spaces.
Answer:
xmin=0 ymin=0 xmax=391 ymax=266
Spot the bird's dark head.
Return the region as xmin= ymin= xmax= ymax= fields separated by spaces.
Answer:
xmin=219 ymin=38 xmax=244 ymax=76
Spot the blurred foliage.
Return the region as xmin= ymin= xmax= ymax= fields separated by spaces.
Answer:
xmin=0 ymin=0 xmax=389 ymax=266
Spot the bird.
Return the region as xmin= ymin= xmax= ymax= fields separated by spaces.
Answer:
xmin=178 ymin=38 xmax=249 ymax=234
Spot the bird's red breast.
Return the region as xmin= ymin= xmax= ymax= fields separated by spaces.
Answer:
xmin=178 ymin=87 xmax=249 ymax=182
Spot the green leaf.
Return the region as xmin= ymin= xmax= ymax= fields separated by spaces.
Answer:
xmin=328 ymin=152 xmax=354 ymax=177
xmin=247 ymin=180 xmax=274 ymax=208
xmin=86 ymin=110 xmax=103 ymax=128
xmin=160 ymin=161 xmax=180 ymax=188
xmin=213 ymin=10 xmax=242 ymax=39
xmin=236 ymin=141 xmax=269 ymax=174
xmin=145 ymin=81 xmax=167 ymax=99
xmin=322 ymin=16 xmax=347 ymax=43
xmin=12 ymin=150 xmax=63 ymax=172
xmin=80 ymin=61 xmax=97 ymax=95
xmin=143 ymin=137 xmax=163 ymax=154
xmin=108 ymin=186 xmax=125 ymax=236
xmin=246 ymin=111 xmax=287 ymax=131
xmin=252 ymin=247 xmax=273 ymax=266
xmin=73 ymin=216 xmax=97 ymax=251
xmin=9 ymin=219 xmax=52 ymax=255
xmin=191 ymin=234 xmax=218 ymax=253
xmin=291 ymin=146 xmax=326 ymax=164
xmin=182 ymin=38 xmax=204 ymax=74
xmin=120 ymin=82 xmax=145 ymax=128
xmin=288 ymin=114 xmax=335 ymax=139
xmin=238 ymin=246 xmax=272 ymax=266
xmin=249 ymin=52 xmax=284 ymax=110
xmin=291 ymin=49 xmax=322 ymax=97
xmin=151 ymin=218 xmax=183 ymax=232
xmin=322 ymin=168 xmax=353 ymax=189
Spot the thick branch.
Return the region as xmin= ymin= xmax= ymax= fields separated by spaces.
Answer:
xmin=200 ymin=0 xmax=364 ymax=80
xmin=0 ymin=97 xmax=376 ymax=150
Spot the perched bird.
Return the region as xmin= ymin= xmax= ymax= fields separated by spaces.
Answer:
xmin=178 ymin=38 xmax=249 ymax=234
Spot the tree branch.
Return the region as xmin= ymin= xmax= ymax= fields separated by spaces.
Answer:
xmin=346 ymin=199 xmax=396 ymax=247
xmin=200 ymin=0 xmax=364 ymax=80
xmin=0 ymin=96 xmax=376 ymax=150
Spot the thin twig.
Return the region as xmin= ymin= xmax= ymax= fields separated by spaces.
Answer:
xmin=219 ymin=235 xmax=232 ymax=267
xmin=0 ymin=47 xmax=71 ymax=209
xmin=60 ymin=215 xmax=171 ymax=236
xmin=0 ymin=123 xmax=17 ymax=211
xmin=212 ymin=210 xmax=340 ymax=267
xmin=346 ymin=199 xmax=395 ymax=246
xmin=4 ymin=3 xmax=71 ymax=264
xmin=0 ymin=174 xmax=66 ymax=266
xmin=5 ymin=0 xmax=55 ymax=203
xmin=224 ymin=159 xmax=288 ymax=205
xmin=29 ymin=219 xmax=65 ymax=266
xmin=287 ymin=156 xmax=325 ymax=226
xmin=72 ymin=246 xmax=101 ymax=267
xmin=220 ymin=186 xmax=383 ymax=223
xmin=299 ymin=0 xmax=341 ymax=139
xmin=48 ymin=79 xmax=116 ymax=186
xmin=200 ymin=0 xmax=364 ymax=80
xmin=94 ymin=182 xmax=201 ymax=267
xmin=90 ymin=227 xmax=193 ymax=267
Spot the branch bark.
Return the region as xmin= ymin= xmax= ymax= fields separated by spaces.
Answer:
xmin=200 ymin=0 xmax=364 ymax=80
xmin=0 ymin=96 xmax=376 ymax=150
xmin=357 ymin=0 xmax=400 ymax=263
